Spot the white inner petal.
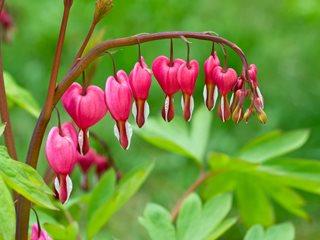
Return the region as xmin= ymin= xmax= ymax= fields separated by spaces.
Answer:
xmin=203 ymin=85 xmax=207 ymax=105
xmin=144 ymin=101 xmax=150 ymax=125
xmin=125 ymin=121 xmax=133 ymax=150
xmin=229 ymin=93 xmax=234 ymax=106
xmin=132 ymin=102 xmax=137 ymax=120
xmin=180 ymin=95 xmax=184 ymax=111
xmin=188 ymin=96 xmax=194 ymax=122
xmin=66 ymin=175 xmax=73 ymax=203
xmin=54 ymin=177 xmax=60 ymax=194
xmin=213 ymin=86 xmax=218 ymax=109
xmin=78 ymin=130 xmax=84 ymax=155
xmin=113 ymin=124 xmax=120 ymax=141
xmin=220 ymin=96 xmax=225 ymax=122
xmin=256 ymin=87 xmax=264 ymax=109
xmin=164 ymin=96 xmax=170 ymax=122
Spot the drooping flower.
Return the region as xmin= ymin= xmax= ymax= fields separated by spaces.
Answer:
xmin=62 ymin=82 xmax=107 ymax=154
xmin=203 ymin=52 xmax=220 ymax=111
xmin=105 ymin=70 xmax=133 ymax=150
xmin=152 ymin=56 xmax=184 ymax=122
xmin=45 ymin=124 xmax=77 ymax=203
xmin=129 ymin=57 xmax=152 ymax=127
xmin=77 ymin=149 xmax=96 ymax=190
xmin=212 ymin=66 xmax=238 ymax=122
xmin=93 ymin=152 xmax=111 ymax=178
xmin=30 ymin=224 xmax=52 ymax=240
xmin=0 ymin=9 xmax=14 ymax=42
xmin=177 ymin=60 xmax=199 ymax=121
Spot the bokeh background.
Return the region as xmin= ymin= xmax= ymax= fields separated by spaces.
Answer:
xmin=2 ymin=0 xmax=320 ymax=239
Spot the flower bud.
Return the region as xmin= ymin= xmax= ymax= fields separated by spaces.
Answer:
xmin=45 ymin=126 xmax=77 ymax=203
xmin=105 ymin=70 xmax=133 ymax=150
xmin=203 ymin=52 xmax=220 ymax=111
xmin=30 ymin=224 xmax=52 ymax=240
xmin=94 ymin=153 xmax=111 ymax=178
xmin=245 ymin=64 xmax=264 ymax=109
xmin=77 ymin=149 xmax=95 ymax=190
xmin=94 ymin=0 xmax=113 ymax=23
xmin=129 ymin=57 xmax=152 ymax=127
xmin=0 ymin=9 xmax=14 ymax=43
xmin=254 ymin=96 xmax=267 ymax=124
xmin=152 ymin=56 xmax=184 ymax=122
xmin=177 ymin=60 xmax=199 ymax=121
xmin=231 ymin=89 xmax=247 ymax=124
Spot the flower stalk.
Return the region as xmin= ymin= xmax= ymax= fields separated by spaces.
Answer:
xmin=16 ymin=30 xmax=252 ymax=239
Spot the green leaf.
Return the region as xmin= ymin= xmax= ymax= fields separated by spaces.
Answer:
xmin=44 ymin=222 xmax=78 ymax=240
xmin=135 ymin=118 xmax=194 ymax=158
xmin=200 ymin=172 xmax=236 ymax=200
xmin=0 ymin=146 xmax=56 ymax=210
xmin=236 ymin=175 xmax=274 ymax=226
xmin=0 ymin=176 xmax=15 ymax=240
xmin=176 ymin=194 xmax=202 ymax=240
xmin=0 ymin=123 xmax=5 ymax=136
xmin=139 ymin=203 xmax=176 ymax=240
xmin=181 ymin=193 xmax=232 ymax=240
xmin=238 ymin=129 xmax=310 ymax=163
xmin=87 ymin=162 xmax=154 ymax=238
xmin=260 ymin=158 xmax=320 ymax=195
xmin=136 ymin=107 xmax=212 ymax=163
xmin=244 ymin=225 xmax=265 ymax=240
xmin=244 ymin=222 xmax=295 ymax=240
xmin=207 ymin=217 xmax=237 ymax=240
xmin=263 ymin=183 xmax=308 ymax=220
xmin=264 ymin=222 xmax=294 ymax=240
xmin=4 ymin=72 xmax=40 ymax=118
xmin=208 ymin=152 xmax=257 ymax=172
xmin=190 ymin=107 xmax=212 ymax=161
xmin=88 ymin=170 xmax=116 ymax=219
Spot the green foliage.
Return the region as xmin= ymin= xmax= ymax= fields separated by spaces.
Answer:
xmin=244 ymin=222 xmax=294 ymax=240
xmin=136 ymin=107 xmax=212 ymax=164
xmin=0 ymin=176 xmax=15 ymax=240
xmin=87 ymin=162 xmax=154 ymax=239
xmin=0 ymin=146 xmax=56 ymax=210
xmin=139 ymin=204 xmax=176 ymax=240
xmin=238 ymin=129 xmax=310 ymax=163
xmin=203 ymin=130 xmax=320 ymax=226
xmin=44 ymin=222 xmax=79 ymax=240
xmin=140 ymin=193 xmax=235 ymax=240
xmin=4 ymin=71 xmax=40 ymax=118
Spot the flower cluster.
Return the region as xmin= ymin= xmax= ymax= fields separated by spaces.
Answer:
xmin=45 ymin=41 xmax=266 ymax=203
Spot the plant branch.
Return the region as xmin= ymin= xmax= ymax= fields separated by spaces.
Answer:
xmin=73 ymin=21 xmax=97 ymax=62
xmin=54 ymin=31 xmax=250 ymax=103
xmin=16 ymin=1 xmax=73 ymax=239
xmin=18 ymin=31 xmax=250 ymax=240
xmin=170 ymin=171 xmax=211 ymax=221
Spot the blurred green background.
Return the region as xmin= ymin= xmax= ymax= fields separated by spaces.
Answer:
xmin=2 ymin=0 xmax=320 ymax=239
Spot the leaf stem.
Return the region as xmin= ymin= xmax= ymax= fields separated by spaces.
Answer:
xmin=170 ymin=170 xmax=224 ymax=221
xmin=73 ymin=21 xmax=97 ymax=63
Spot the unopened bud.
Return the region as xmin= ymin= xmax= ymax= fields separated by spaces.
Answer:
xmin=257 ymin=109 xmax=268 ymax=124
xmin=243 ymin=106 xmax=253 ymax=123
xmin=94 ymin=0 xmax=113 ymax=23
